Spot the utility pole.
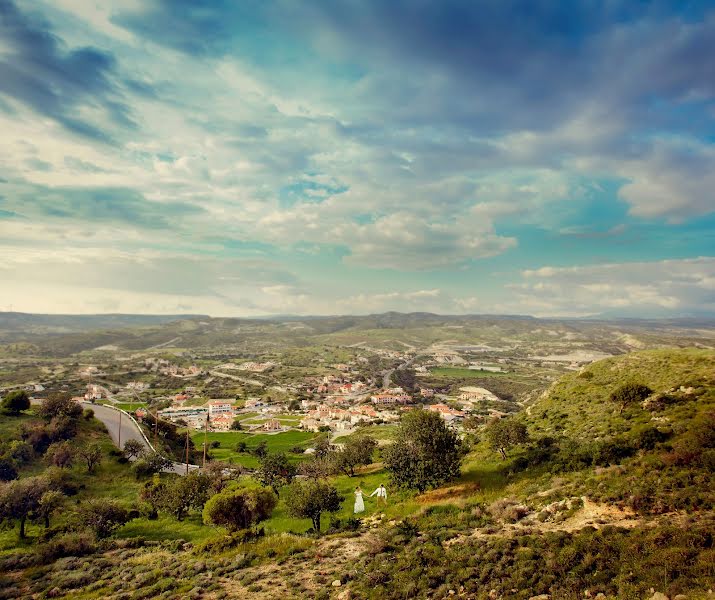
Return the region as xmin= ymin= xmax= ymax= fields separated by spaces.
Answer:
xmin=118 ymin=410 xmax=122 ymax=449
xmin=185 ymin=428 xmax=190 ymax=475
xmin=154 ymin=411 xmax=158 ymax=448
xmin=202 ymin=413 xmax=209 ymax=468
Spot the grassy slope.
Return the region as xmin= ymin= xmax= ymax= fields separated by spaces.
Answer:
xmin=3 ymin=348 xmax=714 ymax=599
xmin=527 ymin=347 xmax=715 ymax=439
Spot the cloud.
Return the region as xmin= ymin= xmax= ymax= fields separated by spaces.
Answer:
xmin=507 ymin=257 xmax=715 ymax=317
xmin=0 ymin=0 xmax=137 ymax=142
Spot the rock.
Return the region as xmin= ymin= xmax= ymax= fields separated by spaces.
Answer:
xmin=337 ymin=591 xmax=351 ymax=600
xmin=594 ymin=594 xmax=606 ymax=599
xmin=332 ymin=579 xmax=342 ymax=587
xmin=528 ymin=595 xmax=550 ymax=600
xmin=488 ymin=590 xmax=499 ymax=600
xmin=449 ymin=590 xmax=455 ymax=596
xmin=673 ymin=596 xmax=687 ymax=600
xmin=649 ymin=594 xmax=669 ymax=600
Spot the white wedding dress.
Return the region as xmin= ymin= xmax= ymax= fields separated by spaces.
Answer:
xmin=354 ymin=491 xmax=365 ymax=514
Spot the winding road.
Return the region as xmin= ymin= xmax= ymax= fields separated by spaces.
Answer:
xmin=81 ymin=402 xmax=198 ymax=475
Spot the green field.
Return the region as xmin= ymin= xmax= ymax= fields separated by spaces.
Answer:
xmin=430 ymin=367 xmax=508 ymax=378
xmin=191 ymin=430 xmax=317 ymax=467
xmin=114 ymin=401 xmax=147 ymax=412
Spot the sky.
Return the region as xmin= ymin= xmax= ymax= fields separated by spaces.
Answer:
xmin=0 ymin=0 xmax=714 ymax=318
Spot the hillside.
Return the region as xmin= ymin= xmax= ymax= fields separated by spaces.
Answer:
xmin=1 ymin=349 xmax=714 ymax=599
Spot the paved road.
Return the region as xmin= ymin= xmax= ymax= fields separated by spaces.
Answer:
xmin=82 ymin=402 xmax=198 ymax=475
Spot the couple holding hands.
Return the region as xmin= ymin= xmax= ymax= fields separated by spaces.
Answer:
xmin=353 ymin=484 xmax=387 ymax=514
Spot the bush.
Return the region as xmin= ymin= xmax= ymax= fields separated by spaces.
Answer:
xmin=82 ymin=408 xmax=95 ymax=421
xmin=203 ymin=488 xmax=277 ymax=532
xmin=1 ymin=390 xmax=30 ymax=416
xmin=609 ymin=383 xmax=652 ymax=413
xmin=76 ymin=499 xmax=130 ymax=538
xmin=34 ymin=532 xmax=97 ymax=563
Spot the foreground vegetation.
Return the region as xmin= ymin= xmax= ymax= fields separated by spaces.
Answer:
xmin=1 ymin=348 xmax=714 ymax=599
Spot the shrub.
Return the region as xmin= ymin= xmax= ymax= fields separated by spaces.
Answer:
xmin=34 ymin=532 xmax=97 ymax=563
xmin=75 ymin=499 xmax=130 ymax=538
xmin=1 ymin=390 xmax=30 ymax=415
xmin=609 ymin=383 xmax=652 ymax=414
xmin=203 ymin=487 xmax=277 ymax=532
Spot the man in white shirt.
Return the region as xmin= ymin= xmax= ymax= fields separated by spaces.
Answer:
xmin=369 ymin=483 xmax=387 ymax=506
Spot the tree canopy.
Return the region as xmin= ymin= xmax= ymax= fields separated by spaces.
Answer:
xmin=1 ymin=390 xmax=30 ymax=416
xmin=284 ymin=479 xmax=342 ymax=532
xmin=202 ymin=487 xmax=277 ymax=532
xmin=485 ymin=417 xmax=528 ymax=459
xmin=383 ymin=410 xmax=465 ymax=491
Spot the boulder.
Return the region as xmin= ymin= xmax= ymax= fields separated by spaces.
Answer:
xmin=332 ymin=579 xmax=342 ymax=587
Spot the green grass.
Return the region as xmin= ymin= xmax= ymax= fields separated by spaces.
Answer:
xmin=114 ymin=402 xmax=147 ymax=412
xmin=334 ymin=424 xmax=398 ymax=443
xmin=191 ymin=430 xmax=317 ymax=467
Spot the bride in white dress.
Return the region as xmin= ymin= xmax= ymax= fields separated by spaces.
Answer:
xmin=353 ymin=486 xmax=365 ymax=514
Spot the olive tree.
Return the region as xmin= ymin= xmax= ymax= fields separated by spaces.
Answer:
xmin=383 ymin=410 xmax=466 ymax=491
xmin=284 ymin=480 xmax=342 ymax=533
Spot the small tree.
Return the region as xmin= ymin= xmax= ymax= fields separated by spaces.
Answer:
xmin=203 ymin=487 xmax=277 ymax=532
xmin=383 ymin=410 xmax=466 ymax=491
xmin=122 ymin=439 xmax=145 ymax=460
xmin=38 ymin=393 xmax=82 ymax=421
xmin=132 ymin=453 xmax=172 ymax=479
xmin=284 ymin=480 xmax=342 ymax=533
xmin=37 ymin=490 xmax=64 ymax=528
xmin=0 ymin=458 xmax=18 ymax=482
xmin=331 ymin=435 xmax=377 ymax=476
xmin=0 ymin=475 xmax=51 ymax=538
xmin=1 ymin=390 xmax=30 ymax=416
xmin=256 ymin=452 xmax=297 ymax=494
xmin=485 ymin=418 xmax=528 ymax=459
xmin=46 ymin=441 xmax=75 ymax=469
xmin=609 ymin=383 xmax=652 ymax=414
xmin=313 ymin=434 xmax=332 ymax=459
xmin=78 ymin=444 xmax=103 ymax=473
xmin=234 ymin=441 xmax=248 ymax=453
xmin=298 ymin=455 xmax=333 ymax=480
xmin=156 ymin=472 xmax=212 ymax=521
xmin=253 ymin=440 xmax=268 ymax=458
xmin=77 ymin=499 xmax=130 ymax=538
xmin=230 ymin=418 xmax=242 ymax=431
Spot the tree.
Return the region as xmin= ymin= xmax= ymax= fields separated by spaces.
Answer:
xmin=37 ymin=490 xmax=64 ymax=528
xmin=383 ymin=410 xmax=466 ymax=492
xmin=485 ymin=418 xmax=528 ymax=459
xmin=37 ymin=393 xmax=82 ymax=421
xmin=0 ymin=458 xmax=18 ymax=482
xmin=256 ymin=453 xmax=297 ymax=494
xmin=77 ymin=499 xmax=130 ymax=538
xmin=132 ymin=453 xmax=172 ymax=479
xmin=1 ymin=390 xmax=30 ymax=416
xmin=122 ymin=439 xmax=145 ymax=460
xmin=0 ymin=475 xmax=52 ymax=538
xmin=284 ymin=480 xmax=342 ymax=532
xmin=230 ymin=418 xmax=242 ymax=431
xmin=155 ymin=472 xmax=212 ymax=521
xmin=609 ymin=383 xmax=652 ymax=414
xmin=288 ymin=399 xmax=300 ymax=412
xmin=234 ymin=441 xmax=248 ymax=453
xmin=331 ymin=435 xmax=377 ymax=476
xmin=253 ymin=440 xmax=268 ymax=458
xmin=78 ymin=444 xmax=103 ymax=473
xmin=313 ymin=434 xmax=332 ymax=459
xmin=298 ymin=455 xmax=333 ymax=480
xmin=45 ymin=441 xmax=75 ymax=468
xmin=203 ymin=487 xmax=277 ymax=532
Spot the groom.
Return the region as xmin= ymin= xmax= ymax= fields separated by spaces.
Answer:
xmin=369 ymin=483 xmax=387 ymax=507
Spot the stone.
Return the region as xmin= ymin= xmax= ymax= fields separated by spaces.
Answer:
xmin=332 ymin=579 xmax=342 ymax=587
xmin=673 ymin=596 xmax=687 ymax=600
xmin=649 ymin=594 xmax=669 ymax=600
xmin=337 ymin=591 xmax=351 ymax=600
xmin=528 ymin=595 xmax=550 ymax=600
xmin=489 ymin=590 xmax=499 ymax=600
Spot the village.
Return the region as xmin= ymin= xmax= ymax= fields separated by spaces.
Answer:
xmin=62 ymin=349 xmax=511 ymax=438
